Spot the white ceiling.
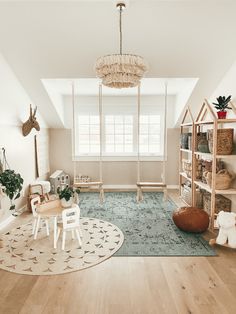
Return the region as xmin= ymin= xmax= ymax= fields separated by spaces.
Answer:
xmin=42 ymin=78 xmax=197 ymax=96
xmin=0 ymin=0 xmax=236 ymax=127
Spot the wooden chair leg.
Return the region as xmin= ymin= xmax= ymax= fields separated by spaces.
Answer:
xmin=62 ymin=231 xmax=66 ymax=250
xmin=32 ymin=218 xmax=37 ymax=235
xmin=75 ymin=229 xmax=82 ymax=247
xmin=45 ymin=220 xmax=50 ymax=236
xmin=34 ymin=216 xmax=41 ymax=240
xmin=78 ymin=227 xmax=83 ymax=238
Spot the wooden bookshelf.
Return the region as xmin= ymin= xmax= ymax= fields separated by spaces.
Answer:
xmin=179 ymin=107 xmax=195 ymax=205
xmin=192 ymin=99 xmax=236 ymax=231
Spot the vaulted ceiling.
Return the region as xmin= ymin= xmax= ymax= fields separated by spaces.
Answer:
xmin=0 ymin=0 xmax=236 ymax=127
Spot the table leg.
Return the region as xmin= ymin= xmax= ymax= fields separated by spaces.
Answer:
xmin=54 ymin=216 xmax=57 ymax=249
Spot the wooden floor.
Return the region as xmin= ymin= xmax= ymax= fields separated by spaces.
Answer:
xmin=1 ymin=191 xmax=236 ymax=314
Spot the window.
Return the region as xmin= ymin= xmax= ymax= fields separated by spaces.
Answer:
xmin=77 ymin=115 xmax=100 ymax=155
xmin=105 ymin=115 xmax=133 ymax=154
xmin=139 ymin=115 xmax=161 ymax=154
xmin=74 ymin=103 xmax=164 ymax=159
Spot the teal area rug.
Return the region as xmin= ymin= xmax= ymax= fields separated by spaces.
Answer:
xmin=79 ymin=192 xmax=216 ymax=256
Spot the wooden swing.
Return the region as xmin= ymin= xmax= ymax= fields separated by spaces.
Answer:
xmin=136 ymin=83 xmax=168 ymax=202
xmin=72 ymin=82 xmax=105 ymax=204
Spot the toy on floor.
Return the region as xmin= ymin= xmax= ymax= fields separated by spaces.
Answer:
xmin=210 ymin=211 xmax=236 ymax=248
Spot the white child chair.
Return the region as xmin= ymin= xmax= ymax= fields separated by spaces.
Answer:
xmin=31 ymin=196 xmax=50 ymax=239
xmin=56 ymin=205 xmax=82 ymax=250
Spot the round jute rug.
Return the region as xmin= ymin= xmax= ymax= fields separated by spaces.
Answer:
xmin=0 ymin=217 xmax=124 ymax=275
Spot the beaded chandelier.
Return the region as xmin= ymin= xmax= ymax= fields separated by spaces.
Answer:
xmin=95 ymin=2 xmax=148 ymax=89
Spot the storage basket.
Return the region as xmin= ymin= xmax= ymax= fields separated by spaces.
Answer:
xmin=180 ymin=133 xmax=192 ymax=149
xmin=207 ymin=129 xmax=234 ymax=155
xmin=203 ymin=192 xmax=231 ymax=215
xmin=182 ymin=159 xmax=192 ymax=177
xmin=204 ymin=169 xmax=234 ymax=190
xmin=181 ymin=184 xmax=203 ymax=208
xmin=196 ymin=132 xmax=210 ymax=153
xmin=201 ymin=160 xmax=224 ymax=183
xmin=182 ymin=159 xmax=202 ymax=179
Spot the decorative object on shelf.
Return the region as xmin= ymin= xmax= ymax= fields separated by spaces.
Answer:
xmin=57 ymin=186 xmax=80 ymax=208
xmin=180 ymin=132 xmax=192 ymax=149
xmin=182 ymin=159 xmax=192 ymax=178
xmin=207 ymin=128 xmax=234 ymax=155
xmin=50 ymin=170 xmax=70 ymax=194
xmin=201 ymin=160 xmax=224 ymax=183
xmin=95 ymin=1 xmax=148 ymax=88
xmin=182 ymin=159 xmax=202 ymax=179
xmin=196 ymin=132 xmax=210 ymax=153
xmin=74 ymin=174 xmax=91 ymax=184
xmin=172 ymin=206 xmax=209 ymax=233
xmin=204 ymin=169 xmax=234 ymax=190
xmin=212 ymin=95 xmax=232 ymax=119
xmin=0 ymin=169 xmax=24 ymax=211
xmin=22 ymin=105 xmax=40 ymax=136
xmin=215 ymin=211 xmax=236 ymax=248
xmin=181 ymin=184 xmax=202 ymax=207
xmin=203 ymin=192 xmax=231 ymax=215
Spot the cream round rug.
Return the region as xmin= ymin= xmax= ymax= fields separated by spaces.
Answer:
xmin=0 ymin=217 xmax=124 ymax=275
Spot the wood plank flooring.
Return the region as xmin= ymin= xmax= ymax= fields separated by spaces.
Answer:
xmin=0 ymin=191 xmax=236 ymax=314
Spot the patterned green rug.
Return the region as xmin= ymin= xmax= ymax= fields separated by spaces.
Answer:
xmin=79 ymin=192 xmax=216 ymax=256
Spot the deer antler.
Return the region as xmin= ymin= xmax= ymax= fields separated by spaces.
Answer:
xmin=33 ymin=106 xmax=37 ymax=117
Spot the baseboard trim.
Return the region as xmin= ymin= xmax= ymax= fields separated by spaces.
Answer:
xmin=0 ymin=205 xmax=26 ymax=230
xmin=0 ymin=214 xmax=15 ymax=230
xmin=89 ymin=184 xmax=179 ymax=190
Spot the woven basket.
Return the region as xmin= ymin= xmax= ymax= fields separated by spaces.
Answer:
xmin=201 ymin=160 xmax=224 ymax=183
xmin=207 ymin=129 xmax=234 ymax=155
xmin=180 ymin=133 xmax=192 ymax=149
xmin=203 ymin=192 xmax=231 ymax=215
xmin=181 ymin=185 xmax=203 ymax=207
xmin=205 ymin=169 xmax=234 ymax=190
xmin=182 ymin=159 xmax=202 ymax=179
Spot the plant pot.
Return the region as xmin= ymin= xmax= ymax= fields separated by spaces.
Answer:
xmin=217 ymin=111 xmax=227 ymax=119
xmin=60 ymin=197 xmax=73 ymax=208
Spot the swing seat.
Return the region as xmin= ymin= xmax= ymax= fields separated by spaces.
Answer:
xmin=136 ymin=182 xmax=167 ymax=203
xmin=136 ymin=182 xmax=166 ymax=187
xmin=73 ymin=181 xmax=104 ymax=204
xmin=73 ymin=181 xmax=103 ymax=187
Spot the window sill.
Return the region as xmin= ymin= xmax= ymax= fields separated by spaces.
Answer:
xmin=72 ymin=156 xmax=166 ymax=162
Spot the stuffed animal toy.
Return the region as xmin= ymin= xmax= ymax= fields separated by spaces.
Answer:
xmin=216 ymin=211 xmax=236 ymax=248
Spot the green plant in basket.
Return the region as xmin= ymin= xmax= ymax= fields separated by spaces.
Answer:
xmin=0 ymin=169 xmax=24 ymax=210
xmin=57 ymin=186 xmax=80 ymax=201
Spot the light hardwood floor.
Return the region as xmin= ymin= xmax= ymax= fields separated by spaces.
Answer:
xmin=0 ymin=191 xmax=236 ymax=314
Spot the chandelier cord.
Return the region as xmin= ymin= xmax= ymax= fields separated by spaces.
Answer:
xmin=119 ymin=5 xmax=123 ymax=55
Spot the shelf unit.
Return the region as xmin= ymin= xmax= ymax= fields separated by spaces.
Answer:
xmin=192 ymin=99 xmax=236 ymax=231
xmin=179 ymin=107 xmax=195 ymax=206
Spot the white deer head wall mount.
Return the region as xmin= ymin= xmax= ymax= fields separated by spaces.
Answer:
xmin=22 ymin=105 xmax=40 ymax=136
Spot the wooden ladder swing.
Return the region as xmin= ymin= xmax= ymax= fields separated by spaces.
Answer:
xmin=72 ymin=82 xmax=105 ymax=204
xmin=136 ymin=82 xmax=168 ymax=202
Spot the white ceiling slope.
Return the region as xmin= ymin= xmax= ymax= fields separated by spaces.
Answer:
xmin=0 ymin=0 xmax=236 ymax=127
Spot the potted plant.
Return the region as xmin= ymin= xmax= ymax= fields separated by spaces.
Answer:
xmin=213 ymin=95 xmax=232 ymax=119
xmin=0 ymin=169 xmax=24 ymax=211
xmin=57 ymin=186 xmax=80 ymax=208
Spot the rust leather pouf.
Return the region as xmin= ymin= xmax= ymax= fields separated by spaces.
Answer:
xmin=172 ymin=207 xmax=209 ymax=233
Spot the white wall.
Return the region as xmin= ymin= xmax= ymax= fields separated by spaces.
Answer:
xmin=0 ymin=53 xmax=49 ymax=224
xmin=49 ymin=128 xmax=179 ymax=187
xmin=49 ymin=94 xmax=179 ymax=187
